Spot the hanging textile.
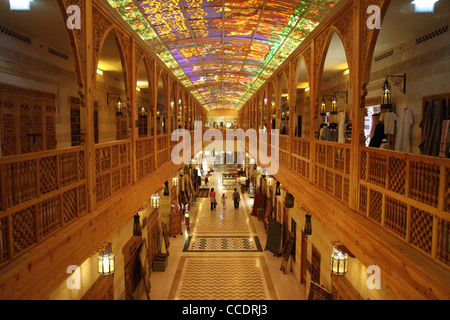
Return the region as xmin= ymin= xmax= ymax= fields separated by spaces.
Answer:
xmin=420 ymin=99 xmax=447 ymax=156
xmin=395 ymin=108 xmax=414 ymax=153
xmin=439 ymin=120 xmax=450 ymax=158
xmin=381 ymin=111 xmax=398 ymax=135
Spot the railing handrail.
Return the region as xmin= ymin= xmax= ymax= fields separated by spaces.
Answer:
xmin=0 ymin=146 xmax=85 ymax=165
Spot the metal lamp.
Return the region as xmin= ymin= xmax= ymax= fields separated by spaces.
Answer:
xmin=98 ymin=247 xmax=115 ymax=276
xmin=116 ymin=96 xmax=123 ymax=116
xmin=331 ymin=247 xmax=348 ymax=276
xmin=163 ymin=181 xmax=169 ymax=196
xmin=151 ymin=193 xmax=160 ymax=209
xmin=133 ymin=213 xmax=141 ymax=236
xmin=275 ymin=181 xmax=281 ymax=195
xmin=304 ymin=214 xmax=312 ymax=236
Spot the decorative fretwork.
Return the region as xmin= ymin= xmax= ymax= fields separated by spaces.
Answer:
xmin=39 ymin=156 xmax=58 ymax=194
xmin=359 ymin=185 xmax=367 ymax=215
xmin=368 ymin=152 xmax=386 ymax=187
xmin=63 ymin=188 xmax=78 ymax=224
xmin=38 ymin=195 xmax=61 ymax=239
xmin=0 ymin=217 xmax=8 ymax=264
xmin=388 ymin=156 xmax=406 ymax=195
xmin=12 ymin=206 xmax=36 ymax=256
xmin=410 ymin=207 xmax=433 ymax=255
xmin=384 ymin=196 xmax=407 ymax=239
xmin=369 ymin=189 xmax=382 ymax=223
xmin=409 ymin=161 xmax=440 ymax=208
xmin=437 ymin=218 xmax=450 ymax=266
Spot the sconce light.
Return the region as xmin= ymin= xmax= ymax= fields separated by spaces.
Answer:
xmin=267 ymin=177 xmax=273 ymax=187
xmin=98 ymin=245 xmax=115 ymax=276
xmin=331 ymin=246 xmax=348 ymax=276
xmin=275 ymin=181 xmax=281 ymax=196
xmin=320 ymin=98 xmax=327 ymax=116
xmin=172 ymin=176 xmax=179 ymax=186
xmin=151 ymin=193 xmax=160 ymax=208
xmin=381 ymin=74 xmax=406 ymax=109
xmin=140 ymin=105 xmax=146 ymax=116
xmin=321 ymin=95 xmax=334 ymax=116
xmin=332 ymin=91 xmax=348 ymax=115
xmin=304 ymin=214 xmax=312 ymax=236
xmin=133 ymin=212 xmax=141 ymax=236
xmin=331 ymin=96 xmax=338 ymax=115
xmin=107 ymin=93 xmax=124 ymax=116
xmin=163 ymin=181 xmax=169 ymax=196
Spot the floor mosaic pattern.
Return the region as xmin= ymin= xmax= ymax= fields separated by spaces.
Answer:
xmin=184 ymin=236 xmax=263 ymax=252
xmin=170 ymin=257 xmax=276 ymax=300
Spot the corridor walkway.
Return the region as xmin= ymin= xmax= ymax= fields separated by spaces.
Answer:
xmin=150 ymin=165 xmax=306 ymax=300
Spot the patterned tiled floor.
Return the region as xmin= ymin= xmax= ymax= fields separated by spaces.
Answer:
xmin=184 ymin=236 xmax=263 ymax=252
xmin=169 ymin=256 xmax=276 ymax=300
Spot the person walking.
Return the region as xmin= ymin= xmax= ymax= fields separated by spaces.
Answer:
xmin=210 ymin=188 xmax=216 ymax=210
xmin=233 ymin=188 xmax=240 ymax=209
xmin=221 ymin=193 xmax=227 ymax=210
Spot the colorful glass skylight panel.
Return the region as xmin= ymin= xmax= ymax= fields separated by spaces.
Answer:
xmin=107 ymin=0 xmax=339 ymax=109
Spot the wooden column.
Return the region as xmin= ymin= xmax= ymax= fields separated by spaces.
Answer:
xmin=84 ymin=0 xmax=96 ymax=212
xmin=309 ymin=40 xmax=317 ymax=184
xmin=130 ymin=39 xmax=137 ymax=184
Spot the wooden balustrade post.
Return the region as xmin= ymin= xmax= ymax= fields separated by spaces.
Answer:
xmin=348 ymin=0 xmax=363 ymax=212
xmin=309 ymin=39 xmax=316 ymax=185
xmin=84 ymin=0 xmax=97 ymax=212
xmin=130 ymin=39 xmax=137 ymax=185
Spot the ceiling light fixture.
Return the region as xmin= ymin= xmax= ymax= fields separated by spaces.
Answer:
xmin=9 ymin=0 xmax=33 ymax=11
xmin=412 ymin=0 xmax=439 ymax=12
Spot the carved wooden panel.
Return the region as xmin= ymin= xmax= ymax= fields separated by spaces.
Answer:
xmin=0 ymin=83 xmax=56 ymax=156
xmin=311 ymin=244 xmax=321 ymax=284
xmin=122 ymin=236 xmax=143 ymax=300
xmin=81 ymin=274 xmax=114 ymax=300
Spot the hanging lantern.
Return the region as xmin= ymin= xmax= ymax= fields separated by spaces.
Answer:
xmin=151 ymin=193 xmax=160 ymax=209
xmin=331 ymin=96 xmax=338 ymax=115
xmin=381 ymin=79 xmax=392 ymax=109
xmin=133 ymin=213 xmax=141 ymax=236
xmin=320 ymin=98 xmax=326 ymax=116
xmin=163 ymin=181 xmax=169 ymax=196
xmin=172 ymin=176 xmax=179 ymax=186
xmin=98 ymin=247 xmax=115 ymax=276
xmin=275 ymin=181 xmax=281 ymax=195
xmin=116 ymin=97 xmax=123 ymax=116
xmin=304 ymin=214 xmax=312 ymax=236
xmin=331 ymin=247 xmax=348 ymax=276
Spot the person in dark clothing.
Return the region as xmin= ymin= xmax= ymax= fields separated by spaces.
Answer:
xmin=233 ymin=188 xmax=240 ymax=209
xmin=369 ymin=123 xmax=386 ymax=148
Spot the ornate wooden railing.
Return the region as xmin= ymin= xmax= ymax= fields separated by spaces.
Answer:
xmin=95 ymin=140 xmax=131 ymax=204
xmin=156 ymin=135 xmax=169 ymax=167
xmin=313 ymin=141 xmax=351 ymax=205
xmin=136 ymin=136 xmax=155 ymax=181
xmin=0 ymin=146 xmax=87 ymax=266
xmin=291 ymin=137 xmax=311 ymax=180
xmin=359 ymin=147 xmax=450 ymax=266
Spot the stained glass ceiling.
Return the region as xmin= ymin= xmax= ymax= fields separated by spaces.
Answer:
xmin=106 ymin=0 xmax=340 ymax=110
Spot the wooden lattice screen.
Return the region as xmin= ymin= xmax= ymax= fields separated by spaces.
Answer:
xmin=0 ymin=83 xmax=56 ymax=156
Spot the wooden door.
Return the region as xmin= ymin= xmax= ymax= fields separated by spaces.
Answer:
xmin=147 ymin=209 xmax=160 ymax=266
xmin=282 ymin=205 xmax=289 ymax=247
xmin=311 ymin=244 xmax=321 ymax=284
